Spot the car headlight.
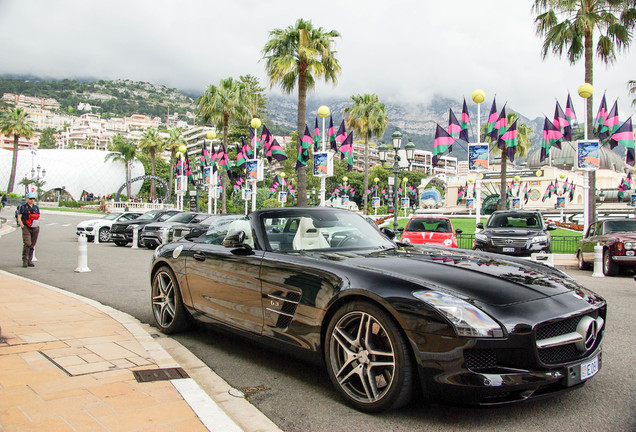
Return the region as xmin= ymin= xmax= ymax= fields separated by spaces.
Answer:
xmin=443 ymin=238 xmax=452 ymax=246
xmin=413 ymin=290 xmax=504 ymax=338
xmin=474 ymin=233 xmax=488 ymax=242
xmin=87 ymin=221 xmax=98 ymax=227
xmin=625 ymin=242 xmax=634 ymax=250
xmin=402 ymin=237 xmax=411 ymax=243
xmin=531 ymin=235 xmax=548 ymax=244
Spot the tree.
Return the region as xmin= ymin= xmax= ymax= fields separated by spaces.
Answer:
xmin=482 ymin=113 xmax=533 ymax=209
xmin=629 ymin=79 xmax=636 ymax=106
xmin=139 ymin=127 xmax=166 ymax=200
xmin=105 ymin=133 xmax=137 ymax=198
xmin=1 ymin=108 xmax=34 ymax=193
xmin=38 ymin=127 xmax=57 ymax=149
xmin=164 ymin=128 xmax=186 ymax=197
xmin=263 ymin=18 xmax=342 ymax=206
xmin=197 ymin=77 xmax=255 ymax=213
xmin=344 ymin=94 xmax=389 ymax=214
xmin=533 ymin=0 xmax=636 ymax=220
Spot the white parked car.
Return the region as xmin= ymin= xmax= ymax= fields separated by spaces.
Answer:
xmin=76 ymin=211 xmax=142 ymax=242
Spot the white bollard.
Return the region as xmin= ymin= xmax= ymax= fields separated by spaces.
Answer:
xmin=592 ymin=244 xmax=604 ymax=278
xmin=31 ymin=248 xmax=37 ymax=262
xmin=132 ymin=227 xmax=139 ymax=249
xmin=75 ymin=234 xmax=91 ymax=273
xmin=162 ymin=227 xmax=169 ymax=245
xmin=93 ymin=229 xmax=99 ymax=244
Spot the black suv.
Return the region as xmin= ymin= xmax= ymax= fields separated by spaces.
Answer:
xmin=110 ymin=209 xmax=181 ymax=247
xmin=473 ymin=210 xmax=556 ymax=256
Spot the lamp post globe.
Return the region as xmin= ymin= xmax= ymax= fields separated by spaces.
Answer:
xmin=578 ymin=83 xmax=593 ymax=99
xmin=280 ymin=172 xmax=286 ymax=179
xmin=342 ymin=176 xmax=348 ymax=183
xmin=392 ymin=131 xmax=403 ymax=150
xmin=206 ymin=131 xmax=216 ymax=140
xmin=250 ymin=118 xmax=261 ymax=129
xmin=472 ymin=89 xmax=486 ymax=104
xmin=559 ymin=172 xmax=566 ymax=180
xmin=178 ymin=145 xmax=187 ymax=154
xmin=374 ymin=177 xmax=379 ymax=184
xmin=318 ymin=106 xmax=330 ymax=118
xmin=378 ymin=142 xmax=388 ymax=163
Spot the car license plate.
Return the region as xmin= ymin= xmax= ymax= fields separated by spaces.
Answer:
xmin=581 ymin=356 xmax=599 ymax=380
xmin=502 ymin=247 xmax=515 ymax=252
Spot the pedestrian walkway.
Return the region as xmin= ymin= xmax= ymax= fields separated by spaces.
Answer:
xmin=0 ymin=271 xmax=281 ymax=432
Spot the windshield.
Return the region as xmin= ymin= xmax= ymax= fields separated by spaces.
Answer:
xmin=487 ymin=213 xmax=543 ymax=229
xmin=137 ymin=210 xmax=163 ymax=221
xmin=166 ymin=212 xmax=199 ymax=223
xmin=262 ymin=209 xmax=394 ymax=251
xmin=406 ymin=218 xmax=451 ymax=233
xmin=102 ymin=213 xmax=120 ymax=220
xmin=604 ymin=219 xmax=636 ymax=234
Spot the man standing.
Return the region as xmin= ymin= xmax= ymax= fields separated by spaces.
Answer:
xmin=17 ymin=192 xmax=40 ymax=268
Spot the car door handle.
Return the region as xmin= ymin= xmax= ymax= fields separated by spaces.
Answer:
xmin=193 ymin=252 xmax=206 ymax=261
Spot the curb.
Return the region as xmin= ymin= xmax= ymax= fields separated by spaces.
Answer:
xmin=0 ymin=270 xmax=282 ymax=432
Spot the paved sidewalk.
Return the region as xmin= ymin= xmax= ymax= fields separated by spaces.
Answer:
xmin=0 ymin=271 xmax=281 ymax=432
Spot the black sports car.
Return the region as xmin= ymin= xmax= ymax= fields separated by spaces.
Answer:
xmin=150 ymin=207 xmax=605 ymax=412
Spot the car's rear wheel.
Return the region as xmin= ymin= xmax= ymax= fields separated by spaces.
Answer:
xmin=151 ymin=266 xmax=191 ymax=334
xmin=577 ymin=250 xmax=589 ymax=270
xmin=137 ymin=235 xmax=144 ymax=248
xmin=114 ymin=240 xmax=128 ymax=247
xmin=603 ymin=249 xmax=619 ymax=276
xmin=98 ymin=227 xmax=110 ymax=242
xmin=324 ymin=301 xmax=414 ymax=412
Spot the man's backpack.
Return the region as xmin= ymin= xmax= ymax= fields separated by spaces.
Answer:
xmin=15 ymin=204 xmax=23 ymax=224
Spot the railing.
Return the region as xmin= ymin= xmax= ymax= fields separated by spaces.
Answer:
xmin=457 ymin=234 xmax=581 ymax=254
xmin=107 ymin=201 xmax=175 ymax=212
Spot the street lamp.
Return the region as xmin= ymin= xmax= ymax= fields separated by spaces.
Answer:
xmin=31 ymin=164 xmax=46 ymax=204
xmin=578 ymin=83 xmax=593 ymax=230
xmin=378 ymin=130 xmax=415 ymax=233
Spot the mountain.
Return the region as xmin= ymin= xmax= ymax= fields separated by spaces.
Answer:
xmin=1 ymin=76 xmax=546 ymax=161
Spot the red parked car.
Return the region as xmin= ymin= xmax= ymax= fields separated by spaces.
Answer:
xmin=400 ymin=215 xmax=462 ymax=248
xmin=576 ymin=218 xmax=636 ymax=275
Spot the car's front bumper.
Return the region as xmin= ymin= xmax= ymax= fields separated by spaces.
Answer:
xmin=140 ymin=233 xmax=163 ymax=247
xmin=110 ymin=232 xmax=133 ymax=242
xmin=473 ymin=240 xmax=550 ymax=256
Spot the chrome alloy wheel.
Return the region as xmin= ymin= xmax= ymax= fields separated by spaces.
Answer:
xmin=329 ymin=311 xmax=396 ymax=404
xmin=152 ymin=270 xmax=176 ymax=328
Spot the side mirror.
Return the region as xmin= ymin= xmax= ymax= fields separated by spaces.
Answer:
xmin=397 ymin=227 xmax=404 ymax=232
xmin=546 ymin=224 xmax=557 ymax=231
xmin=223 ymin=231 xmax=253 ymax=251
xmin=455 ymin=228 xmax=463 ymax=234
xmin=476 ymin=222 xmax=484 ymax=229
xmin=380 ymin=227 xmax=396 ymax=240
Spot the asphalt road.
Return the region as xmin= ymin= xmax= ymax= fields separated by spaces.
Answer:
xmin=1 ymin=210 xmax=635 ymax=432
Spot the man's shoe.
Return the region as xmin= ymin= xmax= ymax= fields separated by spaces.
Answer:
xmin=27 ymin=262 xmax=34 ymax=267
xmin=22 ymin=262 xmax=28 ymax=268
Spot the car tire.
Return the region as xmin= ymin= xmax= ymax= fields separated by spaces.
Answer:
xmin=603 ymin=249 xmax=619 ymax=276
xmin=98 ymin=227 xmax=110 ymax=243
xmin=577 ymin=250 xmax=589 ymax=270
xmin=151 ymin=266 xmax=192 ymax=334
xmin=324 ymin=301 xmax=414 ymax=412
xmin=114 ymin=240 xmax=128 ymax=247
xmin=137 ymin=236 xmax=144 ymax=248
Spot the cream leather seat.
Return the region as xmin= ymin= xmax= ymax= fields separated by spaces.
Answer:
xmin=293 ymin=217 xmax=329 ymax=250
xmin=226 ymin=219 xmax=254 ymax=248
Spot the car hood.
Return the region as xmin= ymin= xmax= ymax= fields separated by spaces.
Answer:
xmin=601 ymin=232 xmax=636 ymax=240
xmin=312 ymin=246 xmax=577 ymax=307
xmin=77 ymin=219 xmax=102 ymax=227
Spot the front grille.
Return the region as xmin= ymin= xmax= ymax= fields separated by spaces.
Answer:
xmin=464 ymin=349 xmax=497 ymax=370
xmin=492 ymin=237 xmax=528 ymax=247
xmin=535 ymin=313 xmax=602 ymax=365
xmin=144 ymin=226 xmax=159 ymax=232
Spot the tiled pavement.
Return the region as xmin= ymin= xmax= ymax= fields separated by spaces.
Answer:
xmin=0 ymin=271 xmax=281 ymax=432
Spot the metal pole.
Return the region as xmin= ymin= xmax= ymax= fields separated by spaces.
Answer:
xmin=320 ymin=115 xmax=326 ymax=207
xmin=393 ymin=155 xmax=400 ymax=232
xmin=476 ymin=102 xmax=482 ymax=228
xmin=583 ymin=105 xmax=590 ymax=229
xmin=252 ymin=128 xmax=258 ymax=212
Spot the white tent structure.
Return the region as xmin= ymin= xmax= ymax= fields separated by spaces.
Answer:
xmin=0 ymin=149 xmax=145 ymax=200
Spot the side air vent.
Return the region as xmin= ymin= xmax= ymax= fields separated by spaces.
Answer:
xmin=265 ymin=291 xmax=301 ymax=328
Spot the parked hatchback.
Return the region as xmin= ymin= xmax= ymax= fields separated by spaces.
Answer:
xmin=400 ymin=215 xmax=461 ymax=247
xmin=474 ymin=210 xmax=556 ymax=256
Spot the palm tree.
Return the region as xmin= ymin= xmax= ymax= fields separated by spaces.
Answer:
xmin=487 ymin=113 xmax=533 ymax=209
xmin=263 ymin=18 xmax=342 ymax=206
xmin=344 ymin=94 xmax=388 ymax=214
xmin=1 ymin=107 xmax=34 ymax=193
xmin=533 ymin=0 xmax=636 ymax=220
xmin=629 ymin=79 xmax=636 ymax=106
xmin=105 ymin=133 xmax=137 ymax=199
xmin=197 ymin=77 xmax=255 ymax=213
xmin=139 ymin=127 xmax=166 ymax=201
xmin=164 ymin=128 xmax=186 ymax=196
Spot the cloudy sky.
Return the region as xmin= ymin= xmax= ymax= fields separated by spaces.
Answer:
xmin=1 ymin=0 xmax=635 ymax=121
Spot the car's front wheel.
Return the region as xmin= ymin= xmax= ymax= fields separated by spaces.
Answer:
xmin=603 ymin=249 xmax=619 ymax=276
xmin=577 ymin=250 xmax=589 ymax=270
xmin=151 ymin=266 xmax=191 ymax=334
xmin=98 ymin=227 xmax=110 ymax=242
xmin=324 ymin=301 xmax=414 ymax=412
